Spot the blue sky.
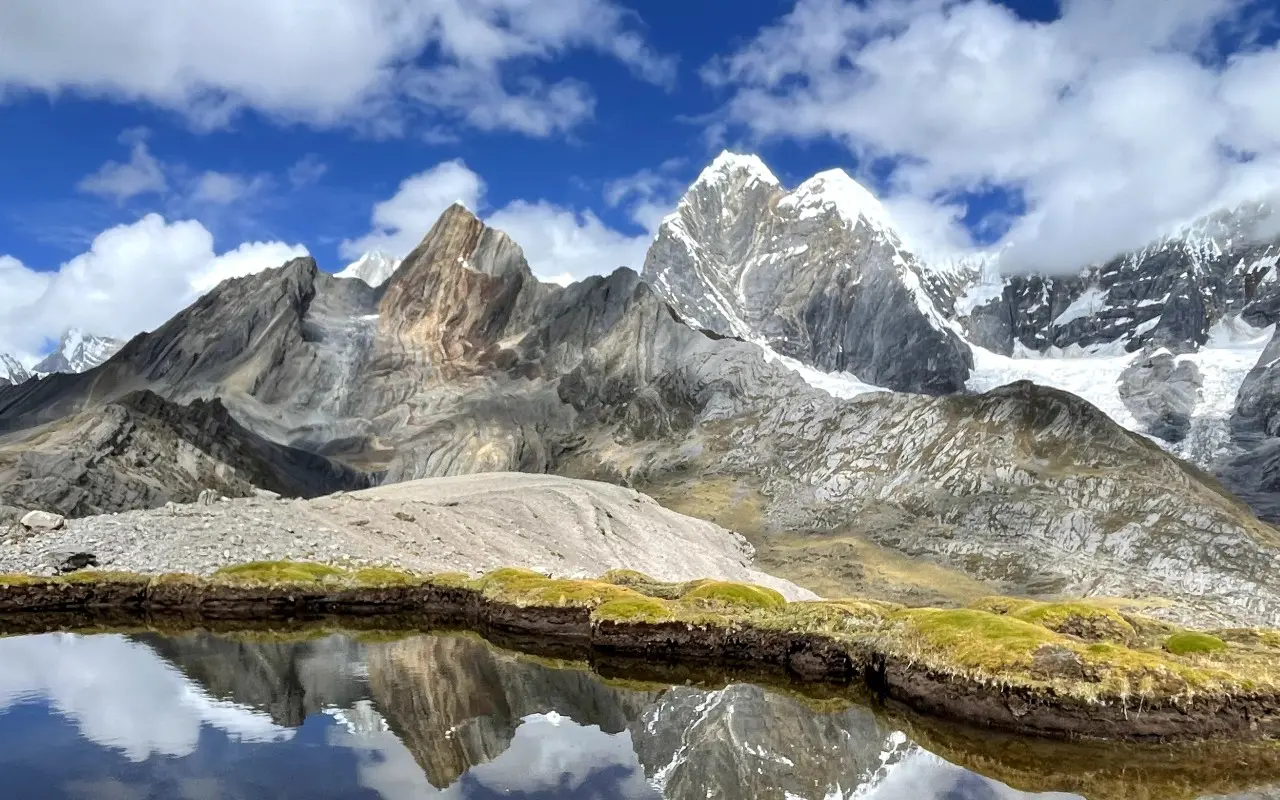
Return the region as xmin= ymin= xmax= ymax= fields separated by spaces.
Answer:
xmin=2 ymin=0 xmax=1280 ymax=361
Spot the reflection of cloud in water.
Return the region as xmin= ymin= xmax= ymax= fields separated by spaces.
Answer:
xmin=856 ymin=747 xmax=1081 ymax=800
xmin=330 ymin=710 xmax=657 ymax=800
xmin=0 ymin=633 xmax=293 ymax=761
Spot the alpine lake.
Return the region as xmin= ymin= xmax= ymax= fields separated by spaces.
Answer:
xmin=1 ymin=623 xmax=1279 ymax=800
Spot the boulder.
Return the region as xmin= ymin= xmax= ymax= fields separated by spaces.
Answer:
xmin=46 ymin=551 xmax=98 ymax=573
xmin=20 ymin=510 xmax=66 ymax=531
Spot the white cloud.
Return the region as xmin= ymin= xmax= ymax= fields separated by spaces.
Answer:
xmin=340 ymin=160 xmax=485 ymax=260
xmin=604 ymin=160 xmax=687 ymax=232
xmin=76 ymin=129 xmax=167 ymax=203
xmin=287 ymin=154 xmax=328 ymax=188
xmin=707 ymin=0 xmax=1280 ymax=272
xmin=0 ymin=633 xmax=291 ymax=762
xmin=342 ymin=160 xmax=652 ymax=283
xmin=0 ymin=214 xmax=306 ymax=358
xmin=489 ymin=201 xmax=650 ymax=277
xmin=0 ymin=0 xmax=674 ymax=139
xmin=191 ymin=171 xmax=270 ymax=205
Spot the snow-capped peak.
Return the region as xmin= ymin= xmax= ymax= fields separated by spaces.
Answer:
xmin=0 ymin=352 xmax=31 ymax=386
xmin=62 ymin=328 xmax=86 ymax=359
xmin=32 ymin=329 xmax=123 ymax=376
xmin=694 ymin=151 xmax=781 ymax=190
xmin=336 ymin=251 xmax=403 ymax=288
xmin=780 ymin=168 xmax=897 ymax=239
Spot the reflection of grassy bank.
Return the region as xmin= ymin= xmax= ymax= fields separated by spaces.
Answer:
xmin=3 ymin=563 xmax=1280 ymax=742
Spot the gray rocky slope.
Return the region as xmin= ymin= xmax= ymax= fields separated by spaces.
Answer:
xmin=1 ymin=205 xmax=1278 ymax=626
xmin=0 ymin=389 xmax=367 ymax=518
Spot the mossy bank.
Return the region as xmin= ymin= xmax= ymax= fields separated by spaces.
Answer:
xmin=3 ymin=562 xmax=1280 ymax=743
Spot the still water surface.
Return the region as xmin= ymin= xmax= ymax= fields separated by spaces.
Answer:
xmin=0 ymin=630 xmax=1275 ymax=799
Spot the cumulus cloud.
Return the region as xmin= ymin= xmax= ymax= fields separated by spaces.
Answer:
xmin=0 ymin=214 xmax=306 ymax=358
xmin=77 ymin=133 xmax=276 ymax=216
xmin=0 ymin=0 xmax=674 ymax=139
xmin=76 ymin=129 xmax=167 ymax=203
xmin=191 ymin=171 xmax=270 ymax=205
xmin=342 ymin=160 xmax=651 ymax=282
xmin=488 ymin=201 xmax=651 ymax=278
xmin=340 ymin=160 xmax=485 ymax=260
xmin=706 ymin=0 xmax=1280 ymax=272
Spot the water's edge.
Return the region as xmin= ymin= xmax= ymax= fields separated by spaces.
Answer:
xmin=2 ymin=576 xmax=1279 ymax=744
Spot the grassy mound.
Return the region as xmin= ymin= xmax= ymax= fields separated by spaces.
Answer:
xmin=972 ymin=598 xmax=1137 ymax=643
xmin=1165 ymin=632 xmax=1228 ymax=656
xmin=214 ymin=561 xmax=345 ymax=584
xmin=594 ymin=596 xmax=678 ymax=624
xmin=682 ymin=581 xmax=787 ymax=610
xmin=475 ymin=568 xmax=640 ymax=609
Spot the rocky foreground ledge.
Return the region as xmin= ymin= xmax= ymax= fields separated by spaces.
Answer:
xmin=2 ymin=562 xmax=1279 ymax=743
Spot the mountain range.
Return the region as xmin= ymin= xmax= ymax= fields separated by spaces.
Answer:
xmin=0 ymin=329 xmax=123 ymax=387
xmin=3 ymin=153 xmax=1280 ymax=628
xmin=644 ymin=153 xmax=1280 ymax=512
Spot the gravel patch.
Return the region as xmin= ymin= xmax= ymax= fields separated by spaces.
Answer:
xmin=0 ymin=472 xmax=815 ymax=601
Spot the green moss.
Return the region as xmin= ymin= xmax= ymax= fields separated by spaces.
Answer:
xmin=1012 ymin=602 xmax=1136 ymax=643
xmin=599 ymin=569 xmax=657 ymax=586
xmin=59 ymin=570 xmax=150 ymax=585
xmin=970 ymin=596 xmax=1038 ymax=616
xmin=594 ymin=570 xmax=693 ymax=600
xmin=351 ymin=567 xmax=424 ymax=587
xmin=0 ymin=574 xmax=47 ymax=586
xmin=213 ymin=561 xmax=345 ymax=585
xmin=760 ymin=600 xmax=893 ymax=636
xmin=149 ymin=572 xmax=201 ymax=586
xmin=1208 ymin=628 xmax=1280 ymax=651
xmin=593 ymin=596 xmax=677 ymax=624
xmin=476 ymin=568 xmax=638 ymax=609
xmin=425 ymin=572 xmax=474 ymax=589
xmin=894 ymin=608 xmax=1063 ymax=675
xmin=1165 ymin=632 xmax=1228 ymax=656
xmin=681 ymin=581 xmax=787 ymax=611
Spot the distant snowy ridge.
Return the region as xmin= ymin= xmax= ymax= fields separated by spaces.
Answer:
xmin=0 ymin=328 xmax=121 ymax=386
xmin=0 ymin=352 xmax=30 ymax=386
xmin=336 ymin=251 xmax=403 ymax=288
xmin=33 ymin=328 xmax=123 ymax=376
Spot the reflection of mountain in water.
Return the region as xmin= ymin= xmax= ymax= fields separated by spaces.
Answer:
xmin=139 ymin=631 xmax=370 ymax=726
xmin=13 ymin=630 xmax=1280 ymax=798
xmin=365 ymin=634 xmax=658 ymax=788
xmin=16 ymin=630 xmax=1277 ymax=798
xmin=138 ymin=631 xmax=1086 ymax=799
